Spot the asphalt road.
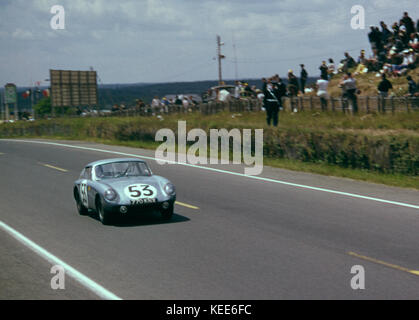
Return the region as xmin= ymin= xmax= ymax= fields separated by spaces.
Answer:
xmin=1 ymin=139 xmax=419 ymax=300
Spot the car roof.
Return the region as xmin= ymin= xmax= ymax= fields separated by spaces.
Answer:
xmin=85 ymin=158 xmax=147 ymax=168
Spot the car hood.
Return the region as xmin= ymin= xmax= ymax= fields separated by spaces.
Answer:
xmin=99 ymin=175 xmax=171 ymax=202
xmin=101 ymin=176 xmax=162 ymax=189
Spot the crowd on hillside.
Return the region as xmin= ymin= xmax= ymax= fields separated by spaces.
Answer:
xmin=112 ymin=12 xmax=419 ymax=122
xmin=256 ymin=11 xmax=419 ymax=126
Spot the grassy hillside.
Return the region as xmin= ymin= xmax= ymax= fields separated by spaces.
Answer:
xmin=325 ymin=66 xmax=419 ymax=97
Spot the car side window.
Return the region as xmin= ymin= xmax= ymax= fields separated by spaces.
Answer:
xmin=79 ymin=168 xmax=86 ymax=179
xmin=85 ymin=167 xmax=92 ymax=180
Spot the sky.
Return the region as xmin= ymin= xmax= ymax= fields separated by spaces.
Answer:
xmin=1 ymin=0 xmax=418 ymax=86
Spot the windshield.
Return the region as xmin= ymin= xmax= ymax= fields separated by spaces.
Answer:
xmin=95 ymin=161 xmax=152 ymax=179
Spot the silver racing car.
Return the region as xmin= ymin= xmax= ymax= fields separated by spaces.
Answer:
xmin=73 ymin=158 xmax=176 ymax=225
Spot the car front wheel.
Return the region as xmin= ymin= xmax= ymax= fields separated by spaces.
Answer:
xmin=161 ymin=204 xmax=174 ymax=221
xmin=96 ymin=198 xmax=112 ymax=225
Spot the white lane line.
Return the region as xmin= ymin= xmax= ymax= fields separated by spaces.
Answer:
xmin=0 ymin=221 xmax=122 ymax=300
xmin=2 ymin=139 xmax=419 ymax=210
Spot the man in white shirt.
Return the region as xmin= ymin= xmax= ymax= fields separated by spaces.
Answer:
xmin=340 ymin=73 xmax=358 ymax=113
xmin=218 ymin=88 xmax=231 ymax=102
xmin=316 ymin=75 xmax=329 ymax=111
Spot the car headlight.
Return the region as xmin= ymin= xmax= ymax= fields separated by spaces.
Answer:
xmin=104 ymin=189 xmax=117 ymax=201
xmin=164 ymin=183 xmax=175 ymax=196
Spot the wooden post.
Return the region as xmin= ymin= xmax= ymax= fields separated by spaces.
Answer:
xmin=391 ymin=96 xmax=395 ymax=115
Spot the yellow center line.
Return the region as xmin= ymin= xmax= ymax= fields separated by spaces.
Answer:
xmin=348 ymin=251 xmax=419 ymax=276
xmin=175 ymin=201 xmax=199 ymax=210
xmin=40 ymin=163 xmax=68 ymax=173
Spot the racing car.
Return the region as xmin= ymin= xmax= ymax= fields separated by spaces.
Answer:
xmin=73 ymin=158 xmax=176 ymax=225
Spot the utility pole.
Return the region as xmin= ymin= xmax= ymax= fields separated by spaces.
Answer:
xmin=232 ymin=33 xmax=238 ymax=81
xmin=216 ymin=35 xmax=225 ymax=85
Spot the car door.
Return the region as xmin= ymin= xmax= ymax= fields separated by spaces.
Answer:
xmin=79 ymin=167 xmax=92 ymax=209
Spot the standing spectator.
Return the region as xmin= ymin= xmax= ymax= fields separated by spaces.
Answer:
xmin=316 ymin=75 xmax=329 ymax=111
xmin=340 ymin=73 xmax=358 ymax=114
xmin=273 ymin=75 xmax=287 ymax=110
xmin=151 ymin=96 xmax=161 ymax=114
xmin=263 ymin=79 xmax=280 ymax=126
xmin=368 ymin=26 xmax=378 ymax=51
xmin=327 ymin=58 xmax=336 ymax=79
xmin=377 ymin=74 xmax=393 ymax=112
xmin=300 ymin=64 xmax=308 ymax=93
xmin=407 ymin=75 xmax=419 ymax=108
xmin=342 ymin=52 xmax=356 ymax=72
xmin=287 ymin=70 xmax=299 ymax=112
xmin=392 ymin=22 xmax=399 ymax=35
xmin=319 ymin=61 xmax=328 ymax=79
xmin=401 ymin=12 xmax=415 ymax=36
xmin=368 ymin=26 xmax=383 ymax=52
xmin=380 ymin=21 xmax=392 ymax=44
xmin=234 ymin=80 xmax=241 ymax=99
xmin=218 ymin=88 xmax=231 ymax=102
xmin=182 ymin=96 xmax=190 ymax=111
xmin=175 ymin=95 xmax=182 ymax=105
xmin=407 ymin=75 xmax=418 ymax=96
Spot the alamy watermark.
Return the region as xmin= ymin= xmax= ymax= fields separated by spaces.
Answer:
xmin=155 ymin=121 xmax=264 ymax=176
xmin=350 ymin=265 xmax=365 ymax=290
xmin=351 ymin=5 xmax=365 ymax=30
xmin=50 ymin=265 xmax=65 ymax=290
xmin=50 ymin=5 xmax=65 ymax=30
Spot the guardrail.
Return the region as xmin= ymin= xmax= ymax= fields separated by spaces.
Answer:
xmin=98 ymin=96 xmax=419 ymax=117
xmin=4 ymin=96 xmax=415 ymax=121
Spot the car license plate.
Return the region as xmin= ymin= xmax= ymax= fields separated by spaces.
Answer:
xmin=130 ymin=198 xmax=157 ymax=205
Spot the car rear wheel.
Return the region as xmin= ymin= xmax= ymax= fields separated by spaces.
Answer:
xmin=75 ymin=194 xmax=88 ymax=216
xmin=161 ymin=204 xmax=174 ymax=221
xmin=96 ymin=198 xmax=112 ymax=225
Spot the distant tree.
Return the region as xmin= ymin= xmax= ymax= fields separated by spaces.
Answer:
xmin=34 ymin=97 xmax=51 ymax=117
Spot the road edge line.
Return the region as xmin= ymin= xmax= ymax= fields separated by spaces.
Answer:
xmin=0 ymin=220 xmax=122 ymax=300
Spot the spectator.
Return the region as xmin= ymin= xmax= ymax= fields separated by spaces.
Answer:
xmin=354 ymin=50 xmax=368 ymax=75
xmin=175 ymin=95 xmax=182 ymax=105
xmin=263 ymin=78 xmax=280 ymax=127
xmin=300 ymin=64 xmax=308 ymax=93
xmin=182 ymin=96 xmax=190 ymax=110
xmin=377 ymin=74 xmax=393 ymax=112
xmin=272 ymin=75 xmax=287 ymax=110
xmin=407 ymin=75 xmax=418 ymax=96
xmin=316 ymin=75 xmax=329 ymax=111
xmin=287 ymin=70 xmax=299 ymax=97
xmin=151 ymin=96 xmax=161 ymax=113
xmin=392 ymin=22 xmax=399 ymax=35
xmin=368 ymin=26 xmax=377 ymax=51
xmin=218 ymin=88 xmax=231 ymax=102
xmin=234 ymin=80 xmax=241 ymax=99
xmin=340 ymin=72 xmax=358 ymax=113
xmin=341 ymin=52 xmax=356 ymax=73
xmin=287 ymin=70 xmax=299 ymax=112
xmin=380 ymin=21 xmax=392 ymax=44
xmin=402 ymin=12 xmax=415 ymax=36
xmin=327 ymin=58 xmax=336 ymax=78
xmin=319 ymin=61 xmax=328 ymax=79
xmin=409 ymin=33 xmax=419 ymax=51
xmin=407 ymin=75 xmax=419 ymax=108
